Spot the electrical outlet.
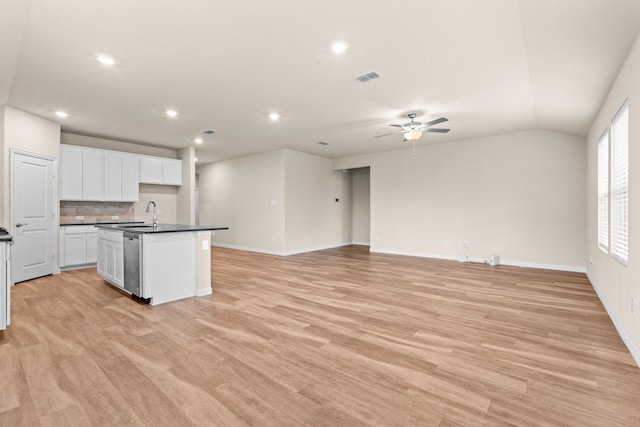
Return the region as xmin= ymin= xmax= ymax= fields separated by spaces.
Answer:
xmin=589 ymin=255 xmax=593 ymax=264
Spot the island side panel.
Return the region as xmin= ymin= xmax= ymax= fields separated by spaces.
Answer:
xmin=142 ymin=232 xmax=197 ymax=305
xmin=196 ymin=231 xmax=212 ymax=297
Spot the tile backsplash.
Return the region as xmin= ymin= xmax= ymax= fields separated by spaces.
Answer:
xmin=60 ymin=201 xmax=135 ymax=224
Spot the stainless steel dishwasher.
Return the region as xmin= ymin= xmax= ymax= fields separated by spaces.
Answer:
xmin=123 ymin=232 xmax=142 ymax=297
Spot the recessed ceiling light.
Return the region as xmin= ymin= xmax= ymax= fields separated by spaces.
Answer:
xmin=55 ymin=111 xmax=68 ymax=118
xmin=269 ymin=112 xmax=280 ymax=122
xmin=331 ymin=41 xmax=348 ymax=54
xmin=96 ymin=54 xmax=115 ymax=66
xmin=194 ymin=138 xmax=203 ymax=144
xmin=166 ymin=109 xmax=178 ymax=118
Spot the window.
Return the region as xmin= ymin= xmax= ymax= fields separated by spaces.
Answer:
xmin=611 ymin=101 xmax=629 ymax=264
xmin=598 ymin=131 xmax=609 ymax=252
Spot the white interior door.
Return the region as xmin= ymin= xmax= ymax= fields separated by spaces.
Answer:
xmin=11 ymin=150 xmax=56 ymax=283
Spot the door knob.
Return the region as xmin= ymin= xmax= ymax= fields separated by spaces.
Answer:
xmin=15 ymin=222 xmax=27 ymax=227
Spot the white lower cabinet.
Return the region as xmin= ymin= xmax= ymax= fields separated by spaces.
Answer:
xmin=60 ymin=226 xmax=98 ymax=268
xmin=97 ymin=229 xmax=124 ymax=288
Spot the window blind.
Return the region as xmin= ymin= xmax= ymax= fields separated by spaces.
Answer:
xmin=598 ymin=131 xmax=609 ymax=252
xmin=611 ymin=101 xmax=629 ymax=264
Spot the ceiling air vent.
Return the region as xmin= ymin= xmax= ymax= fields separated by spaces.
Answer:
xmin=355 ymin=71 xmax=381 ymax=83
xmin=317 ymin=141 xmax=330 ymax=146
xmin=202 ymin=129 xmax=216 ymax=135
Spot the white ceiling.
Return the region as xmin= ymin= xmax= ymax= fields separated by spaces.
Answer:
xmin=2 ymin=0 xmax=640 ymax=165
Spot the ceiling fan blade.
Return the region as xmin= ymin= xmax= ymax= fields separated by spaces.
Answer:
xmin=425 ymin=117 xmax=448 ymax=126
xmin=373 ymin=132 xmax=397 ymax=138
xmin=426 ymin=128 xmax=450 ymax=133
xmin=389 ymin=124 xmax=403 ymax=128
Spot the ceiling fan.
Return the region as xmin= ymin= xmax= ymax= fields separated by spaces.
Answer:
xmin=375 ymin=113 xmax=450 ymax=142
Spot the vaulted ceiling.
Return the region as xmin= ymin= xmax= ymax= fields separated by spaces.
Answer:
xmin=2 ymin=0 xmax=640 ymax=164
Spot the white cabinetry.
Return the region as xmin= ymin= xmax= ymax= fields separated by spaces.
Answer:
xmin=82 ymin=149 xmax=104 ymax=200
xmin=61 ymin=145 xmax=181 ymax=201
xmin=104 ymin=152 xmax=123 ymax=201
xmin=140 ymin=156 xmax=182 ymax=186
xmin=140 ymin=157 xmax=163 ymax=184
xmin=122 ymin=155 xmax=140 ymax=201
xmin=59 ymin=225 xmax=98 ymax=268
xmin=60 ymin=145 xmax=83 ymax=200
xmin=97 ymin=229 xmax=124 ymax=288
xmin=1 ymin=241 xmax=10 ymax=331
xmin=162 ymin=159 xmax=182 ymax=185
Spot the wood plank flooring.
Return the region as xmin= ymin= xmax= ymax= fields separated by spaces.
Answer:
xmin=1 ymin=245 xmax=640 ymax=426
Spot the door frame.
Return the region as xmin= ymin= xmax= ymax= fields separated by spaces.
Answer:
xmin=10 ymin=148 xmax=59 ymax=282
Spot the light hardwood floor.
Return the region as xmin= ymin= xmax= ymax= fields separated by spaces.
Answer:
xmin=1 ymin=245 xmax=640 ymax=426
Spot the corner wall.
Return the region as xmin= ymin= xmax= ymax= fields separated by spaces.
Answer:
xmin=586 ymin=32 xmax=640 ymax=365
xmin=198 ymin=149 xmax=286 ymax=254
xmin=1 ymin=106 xmax=61 ymax=225
xmin=334 ymin=129 xmax=587 ymax=270
xmin=283 ymin=149 xmax=351 ymax=254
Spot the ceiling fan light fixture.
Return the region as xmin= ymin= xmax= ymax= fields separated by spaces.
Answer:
xmin=404 ymin=130 xmax=422 ymax=141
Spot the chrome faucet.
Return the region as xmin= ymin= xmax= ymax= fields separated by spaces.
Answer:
xmin=145 ymin=201 xmax=158 ymax=227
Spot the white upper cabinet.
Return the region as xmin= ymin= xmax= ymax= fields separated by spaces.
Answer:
xmin=82 ymin=149 xmax=104 ymax=200
xmin=104 ymin=152 xmax=123 ymax=201
xmin=122 ymin=154 xmax=140 ymax=201
xmin=140 ymin=156 xmax=182 ymax=186
xmin=61 ymin=145 xmax=83 ymax=200
xmin=162 ymin=159 xmax=182 ymax=185
xmin=139 ymin=157 xmax=163 ymax=184
xmin=61 ymin=145 xmax=181 ymax=202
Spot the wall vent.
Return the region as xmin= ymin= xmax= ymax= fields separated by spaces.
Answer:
xmin=317 ymin=141 xmax=330 ymax=146
xmin=202 ymin=129 xmax=216 ymax=134
xmin=355 ymin=71 xmax=381 ymax=83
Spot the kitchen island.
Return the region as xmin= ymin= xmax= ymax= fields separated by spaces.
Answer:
xmin=95 ymin=223 xmax=228 ymax=305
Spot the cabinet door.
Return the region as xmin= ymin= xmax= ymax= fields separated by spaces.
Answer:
xmin=86 ymin=234 xmax=98 ymax=263
xmin=139 ymin=157 xmax=163 ymax=184
xmin=104 ymin=153 xmax=123 ymax=201
xmin=105 ymin=241 xmax=115 ymax=281
xmin=114 ymin=243 xmax=124 ymax=286
xmin=64 ymin=234 xmax=87 ymax=266
xmin=61 ymin=145 xmax=83 ymax=200
xmin=97 ymin=238 xmax=105 ymax=276
xmin=122 ymin=155 xmax=140 ymax=201
xmin=162 ymin=159 xmax=182 ymax=185
xmin=82 ymin=150 xmax=104 ymax=200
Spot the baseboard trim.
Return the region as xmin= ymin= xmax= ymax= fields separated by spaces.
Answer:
xmin=586 ymin=272 xmax=640 ymax=368
xmin=351 ymin=241 xmax=370 ymax=246
xmin=211 ymin=243 xmax=285 ymax=256
xmin=211 ymin=242 xmax=355 ymax=256
xmin=195 ymin=287 xmax=212 ymax=297
xmin=369 ymin=248 xmax=586 ymax=273
xmin=284 ymin=243 xmax=350 ymax=256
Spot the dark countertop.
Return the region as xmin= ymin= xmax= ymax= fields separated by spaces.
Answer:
xmin=60 ymin=221 xmax=145 ymax=226
xmin=0 ymin=227 xmax=12 ymax=242
xmin=95 ymin=223 xmax=229 ymax=234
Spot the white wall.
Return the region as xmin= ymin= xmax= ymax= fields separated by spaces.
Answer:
xmin=587 ymin=32 xmax=640 ymax=364
xmin=335 ymin=129 xmax=586 ymax=270
xmin=283 ymin=149 xmax=351 ymax=254
xmin=198 ymin=149 xmax=285 ymax=254
xmin=1 ymin=106 xmax=60 ymax=224
xmin=351 ymin=167 xmax=370 ymax=245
